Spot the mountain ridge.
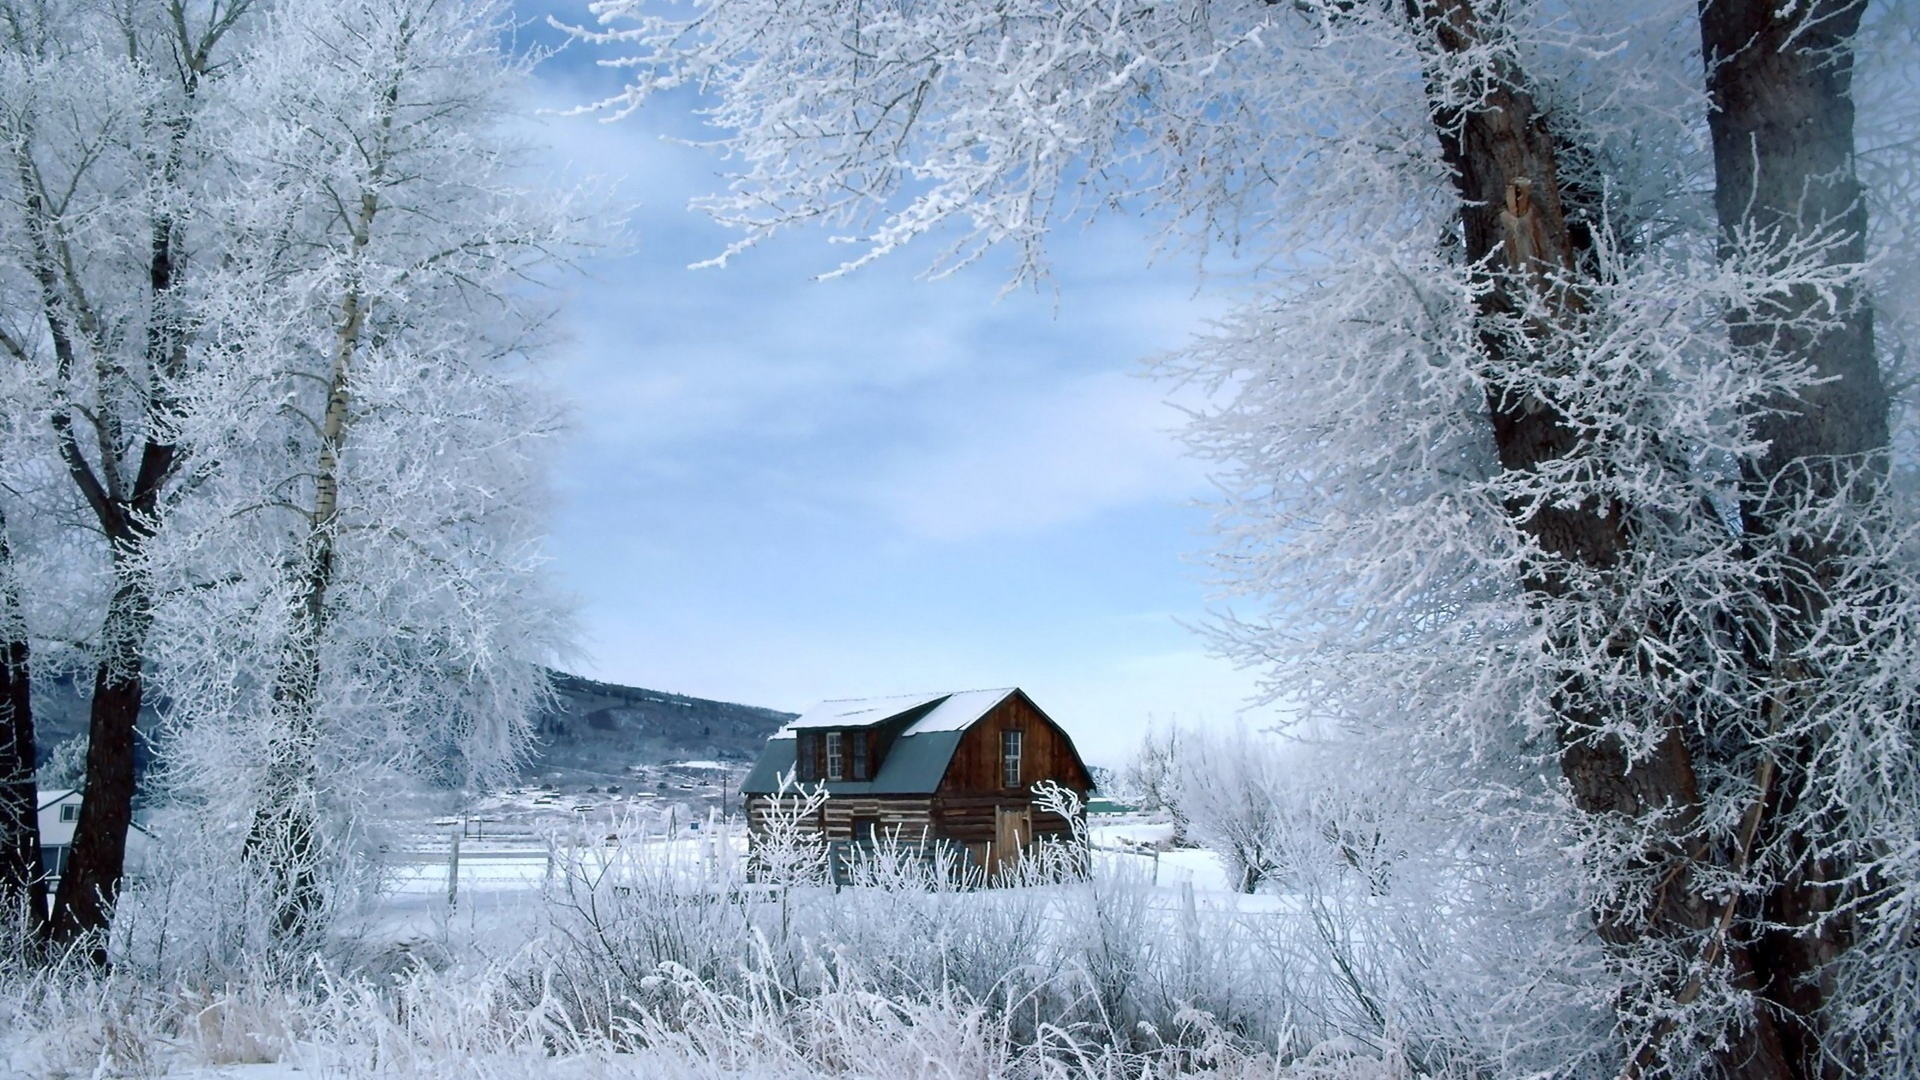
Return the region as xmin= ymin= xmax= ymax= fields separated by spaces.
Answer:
xmin=28 ymin=668 xmax=794 ymax=790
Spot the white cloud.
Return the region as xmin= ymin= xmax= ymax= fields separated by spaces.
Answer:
xmin=868 ymin=371 xmax=1209 ymax=541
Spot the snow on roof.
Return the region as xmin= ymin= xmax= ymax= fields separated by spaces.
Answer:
xmin=899 ymin=688 xmax=1016 ymax=733
xmin=742 ymin=688 xmax=1055 ymax=796
xmin=781 ymin=688 xmax=1017 ymax=735
xmin=36 ymin=788 xmax=80 ymax=812
xmin=785 ymin=692 xmax=947 ymax=730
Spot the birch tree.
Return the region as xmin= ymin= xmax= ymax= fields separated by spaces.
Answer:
xmin=578 ymin=1 xmax=1920 ymax=1074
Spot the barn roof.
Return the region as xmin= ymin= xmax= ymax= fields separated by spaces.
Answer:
xmin=786 ymin=688 xmax=1014 ymax=733
xmin=740 ymin=688 xmax=1021 ymax=795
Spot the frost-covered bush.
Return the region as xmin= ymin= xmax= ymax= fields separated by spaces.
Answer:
xmin=0 ymin=799 xmax=1489 ymax=1079
xmin=104 ymin=805 xmax=392 ymax=985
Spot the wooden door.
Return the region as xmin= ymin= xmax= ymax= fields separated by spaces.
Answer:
xmin=991 ymin=805 xmax=1031 ymax=878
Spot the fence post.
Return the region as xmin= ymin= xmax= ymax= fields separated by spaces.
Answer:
xmin=447 ymin=826 xmax=462 ymax=910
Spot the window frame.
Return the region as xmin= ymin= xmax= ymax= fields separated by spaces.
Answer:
xmin=59 ymin=804 xmax=80 ymax=823
xmin=1001 ymin=728 xmax=1023 ymax=789
xmin=825 ymin=731 xmax=844 ymax=781
xmin=851 ymin=731 xmax=869 ymax=780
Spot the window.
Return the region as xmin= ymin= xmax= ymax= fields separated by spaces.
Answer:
xmin=1002 ymin=729 xmax=1023 ymax=789
xmin=851 ymin=733 xmax=869 ymax=780
xmin=825 ymin=731 xmax=844 ymax=780
xmin=59 ymin=804 xmax=80 ymax=823
xmin=796 ymin=732 xmax=818 ymax=781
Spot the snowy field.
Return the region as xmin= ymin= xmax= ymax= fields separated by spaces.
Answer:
xmin=3 ymin=814 xmax=1404 ymax=1080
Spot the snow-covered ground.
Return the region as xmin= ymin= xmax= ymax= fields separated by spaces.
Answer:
xmin=4 ymin=813 xmax=1394 ymax=1080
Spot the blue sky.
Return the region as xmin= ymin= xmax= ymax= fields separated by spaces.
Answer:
xmin=517 ymin=6 xmax=1269 ymax=765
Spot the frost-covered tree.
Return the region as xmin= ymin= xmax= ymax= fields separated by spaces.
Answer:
xmin=0 ymin=0 xmax=266 ymax=946
xmin=1117 ymin=722 xmax=1188 ymax=845
xmin=140 ymin=0 xmax=584 ymax=943
xmin=1149 ymin=723 xmax=1285 ymax=892
xmin=1 ymin=0 xmax=583 ymax=950
xmin=578 ymin=0 xmax=1919 ymax=1074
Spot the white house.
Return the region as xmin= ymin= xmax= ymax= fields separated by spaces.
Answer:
xmin=36 ymin=788 xmax=153 ymax=888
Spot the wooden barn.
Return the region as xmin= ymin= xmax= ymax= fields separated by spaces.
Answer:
xmin=739 ymin=688 xmax=1093 ymax=877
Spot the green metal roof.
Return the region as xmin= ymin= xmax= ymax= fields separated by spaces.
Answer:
xmin=739 ymin=735 xmax=797 ymax=794
xmin=739 ymin=725 xmax=971 ymax=797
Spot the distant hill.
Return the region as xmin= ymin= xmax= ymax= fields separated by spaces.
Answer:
xmin=29 ymin=668 xmax=793 ymax=790
xmin=528 ymin=671 xmax=795 ymax=785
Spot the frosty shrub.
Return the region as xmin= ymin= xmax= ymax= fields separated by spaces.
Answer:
xmin=105 ymin=805 xmax=390 ymax=985
xmin=0 ymin=790 xmax=1486 ymax=1079
xmin=527 ymin=776 xmax=1417 ymax=1068
xmin=541 ymin=808 xmax=770 ymax=1033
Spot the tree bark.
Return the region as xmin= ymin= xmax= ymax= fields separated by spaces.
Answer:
xmin=245 ymin=87 xmax=388 ymax=938
xmin=47 ymin=571 xmax=147 ymax=953
xmin=245 ymin=272 xmax=361 ymax=941
xmin=0 ymin=508 xmax=46 ymax=940
xmin=1409 ymin=1 xmax=1799 ymax=1075
xmin=1699 ymin=2 xmax=1882 ymax=1075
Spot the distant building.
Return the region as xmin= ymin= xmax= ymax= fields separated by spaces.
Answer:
xmin=37 ymin=788 xmax=154 ymax=892
xmin=37 ymin=788 xmax=84 ymax=881
xmin=740 ymin=688 xmax=1093 ymax=878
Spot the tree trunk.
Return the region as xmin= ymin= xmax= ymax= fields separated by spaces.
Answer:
xmin=1409 ymin=1 xmax=1799 ymax=1074
xmin=12 ymin=140 xmax=174 ymax=949
xmin=245 ymin=173 xmax=380 ymax=941
xmin=1703 ymin=0 xmax=1883 ymax=478
xmin=48 ymin=566 xmax=150 ymax=955
xmin=244 ymin=310 xmax=352 ymax=940
xmin=1699 ymin=2 xmax=1882 ymax=1074
xmin=0 ymin=508 xmax=45 ymax=940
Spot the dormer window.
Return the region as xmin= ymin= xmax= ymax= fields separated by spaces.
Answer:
xmin=826 ymin=731 xmax=844 ymax=780
xmin=1002 ymin=729 xmax=1022 ymax=788
xmin=851 ymin=734 xmax=869 ymax=780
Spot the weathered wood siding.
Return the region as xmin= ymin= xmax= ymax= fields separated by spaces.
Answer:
xmin=935 ymin=692 xmax=1091 ymax=796
xmin=930 ymin=692 xmax=1090 ymax=843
